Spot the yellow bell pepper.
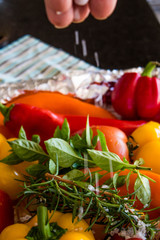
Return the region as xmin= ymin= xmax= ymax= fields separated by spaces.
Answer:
xmin=0 ymin=224 xmax=30 ymax=240
xmin=0 ymin=134 xmax=24 ymax=200
xmin=0 ymin=207 xmax=95 ymax=240
xmin=131 ymin=121 xmax=160 ymax=174
xmin=0 ymin=134 xmax=39 ymax=199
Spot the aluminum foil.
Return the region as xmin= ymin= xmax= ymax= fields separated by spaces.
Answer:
xmin=0 ymin=67 xmax=160 ymax=108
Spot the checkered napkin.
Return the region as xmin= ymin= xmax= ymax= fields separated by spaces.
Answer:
xmin=0 ymin=35 xmax=97 ymax=83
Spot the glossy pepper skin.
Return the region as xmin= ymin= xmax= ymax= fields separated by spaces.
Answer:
xmin=66 ymin=115 xmax=146 ymax=136
xmin=5 ymin=91 xmax=115 ymax=119
xmin=0 ymin=190 xmax=14 ymax=233
xmin=0 ymin=103 xmax=146 ymax=145
xmin=112 ymin=62 xmax=160 ymax=120
xmin=0 ymin=103 xmax=64 ymax=147
xmin=131 ymin=121 xmax=160 ymax=175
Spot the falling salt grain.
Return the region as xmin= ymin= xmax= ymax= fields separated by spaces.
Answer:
xmin=78 ymin=206 xmax=84 ymax=220
xmin=81 ymin=39 xmax=87 ymax=57
xmin=75 ymin=30 xmax=80 ymax=45
xmin=88 ymin=185 xmax=95 ymax=192
xmin=101 ymin=185 xmax=109 ymax=189
xmin=143 ymin=203 xmax=149 ymax=208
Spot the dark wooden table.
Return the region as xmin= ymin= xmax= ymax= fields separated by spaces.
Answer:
xmin=0 ymin=0 xmax=160 ymax=70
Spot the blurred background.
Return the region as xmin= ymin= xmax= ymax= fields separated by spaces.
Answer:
xmin=0 ymin=0 xmax=160 ymax=70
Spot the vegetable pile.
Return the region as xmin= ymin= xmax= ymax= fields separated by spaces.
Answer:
xmin=0 ymin=91 xmax=159 ymax=240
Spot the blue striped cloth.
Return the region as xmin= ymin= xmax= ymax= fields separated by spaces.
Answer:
xmin=147 ymin=0 xmax=160 ymax=22
xmin=0 ymin=35 xmax=97 ymax=83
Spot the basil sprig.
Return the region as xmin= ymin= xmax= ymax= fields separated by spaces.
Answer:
xmin=0 ymin=119 xmax=153 ymax=206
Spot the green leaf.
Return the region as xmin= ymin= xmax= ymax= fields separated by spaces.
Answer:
xmin=113 ymin=172 xmax=119 ymax=189
xmin=45 ymin=138 xmax=82 ymax=168
xmin=70 ymin=134 xmax=88 ymax=150
xmin=26 ymin=164 xmax=48 ymax=177
xmin=0 ymin=152 xmax=23 ymax=165
xmin=32 ymin=135 xmax=41 ymax=144
xmin=134 ymin=173 xmax=151 ymax=205
xmin=54 ymin=118 xmax=70 ymax=141
xmin=8 ymin=139 xmax=49 ymax=162
xmin=49 ymin=159 xmax=56 ymax=175
xmin=87 ymin=149 xmax=128 ymax=172
xmin=74 ymin=180 xmax=90 ymax=189
xmin=92 ymin=135 xmax=98 ymax=148
xmin=63 ymin=169 xmax=84 ymax=181
xmin=122 ymin=157 xmax=129 ymax=164
xmin=97 ymin=129 xmax=108 ymax=152
xmin=102 ymin=175 xmax=126 ymax=188
xmin=134 ymin=158 xmax=144 ymax=167
xmin=18 ymin=126 xmax=27 ymax=140
xmin=126 ymin=171 xmax=132 ymax=191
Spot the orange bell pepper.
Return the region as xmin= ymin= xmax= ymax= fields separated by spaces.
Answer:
xmin=6 ymin=91 xmax=115 ymax=118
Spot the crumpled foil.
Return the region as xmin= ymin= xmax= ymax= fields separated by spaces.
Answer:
xmin=0 ymin=67 xmax=160 ymax=108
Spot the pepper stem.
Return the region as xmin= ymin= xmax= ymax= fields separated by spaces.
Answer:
xmin=141 ymin=61 xmax=157 ymax=77
xmin=0 ymin=103 xmax=14 ymax=123
xmin=37 ymin=206 xmax=53 ymax=240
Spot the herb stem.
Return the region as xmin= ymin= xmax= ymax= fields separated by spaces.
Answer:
xmin=37 ymin=206 xmax=52 ymax=239
xmin=46 ymin=173 xmax=115 ymax=197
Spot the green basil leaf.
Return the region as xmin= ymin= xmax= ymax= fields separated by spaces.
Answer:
xmin=0 ymin=152 xmax=23 ymax=165
xmin=18 ymin=126 xmax=27 ymax=140
xmin=8 ymin=139 xmax=49 ymax=162
xmin=49 ymin=159 xmax=56 ymax=175
xmin=70 ymin=134 xmax=88 ymax=150
xmin=87 ymin=149 xmax=127 ymax=172
xmin=97 ymin=129 xmax=108 ymax=152
xmin=26 ymin=164 xmax=48 ymax=177
xmin=122 ymin=157 xmax=129 ymax=164
xmin=32 ymin=135 xmax=40 ymax=144
xmin=74 ymin=180 xmax=90 ymax=189
xmin=113 ymin=172 xmax=119 ymax=189
xmin=126 ymin=171 xmax=132 ymax=191
xmin=54 ymin=118 xmax=70 ymax=141
xmin=134 ymin=158 xmax=144 ymax=167
xmin=45 ymin=138 xmax=82 ymax=168
xmin=92 ymin=135 xmax=98 ymax=148
xmin=103 ymin=175 xmax=126 ymax=188
xmin=134 ymin=173 xmax=151 ymax=205
xmin=63 ymin=169 xmax=84 ymax=181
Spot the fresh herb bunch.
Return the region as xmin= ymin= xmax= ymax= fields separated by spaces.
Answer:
xmin=1 ymin=117 xmax=159 ymax=239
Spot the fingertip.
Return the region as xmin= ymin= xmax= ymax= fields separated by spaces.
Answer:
xmin=45 ymin=7 xmax=74 ymax=28
xmin=44 ymin=0 xmax=72 ymax=12
xmin=73 ymin=4 xmax=90 ymax=23
xmin=89 ymin=0 xmax=117 ymax=20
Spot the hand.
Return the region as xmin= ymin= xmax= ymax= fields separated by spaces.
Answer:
xmin=44 ymin=0 xmax=117 ymax=28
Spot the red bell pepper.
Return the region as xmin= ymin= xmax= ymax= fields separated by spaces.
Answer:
xmin=0 ymin=189 xmax=14 ymax=232
xmin=0 ymin=103 xmax=146 ymax=146
xmin=111 ymin=62 xmax=160 ymax=120
xmin=65 ymin=115 xmax=146 ymax=136
xmin=0 ymin=103 xmax=64 ymax=145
